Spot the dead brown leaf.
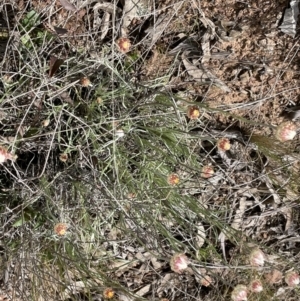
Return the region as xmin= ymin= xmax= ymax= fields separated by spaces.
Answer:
xmin=121 ymin=0 xmax=138 ymax=36
xmin=195 ymin=221 xmax=206 ymax=249
xmin=49 ymin=56 xmax=64 ymax=78
xmin=59 ymin=0 xmax=77 ymax=12
xmin=93 ymin=2 xmax=122 ymax=16
xmin=145 ymin=2 xmax=183 ymax=47
xmin=135 ymin=284 xmax=151 ymax=297
xmin=100 ymin=12 xmax=111 ymax=40
xmin=182 ymin=52 xmax=231 ymax=92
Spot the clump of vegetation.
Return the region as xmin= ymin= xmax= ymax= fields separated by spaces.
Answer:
xmin=0 ymin=1 xmax=300 ymax=301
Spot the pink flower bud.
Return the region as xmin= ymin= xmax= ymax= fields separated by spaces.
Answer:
xmin=231 ymin=285 xmax=248 ymax=301
xmin=0 ymin=146 xmax=17 ymax=163
xmin=54 ymin=223 xmax=67 ymax=236
xmin=285 ymin=271 xmax=300 ymax=287
xmin=103 ymin=287 xmax=115 ymax=299
xmin=201 ymin=165 xmax=214 ymax=178
xmin=249 ymin=248 xmax=265 ymax=267
xmin=249 ymin=279 xmax=263 ymax=293
xmin=59 ymin=153 xmax=68 ymax=162
xmin=167 ymin=173 xmax=180 ymax=186
xmin=170 ymin=253 xmax=189 ymax=273
xmin=116 ymin=37 xmax=131 ymax=53
xmin=187 ymin=106 xmax=200 ymax=120
xmin=217 ymin=137 xmax=231 ymax=151
xmin=80 ymin=77 xmax=92 ymax=87
xmin=275 ymin=121 xmax=297 ymax=142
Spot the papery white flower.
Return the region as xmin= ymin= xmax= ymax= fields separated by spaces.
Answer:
xmin=170 ymin=253 xmax=189 ymax=273
xmin=285 ymin=271 xmax=300 ymax=287
xmin=249 ymin=248 xmax=265 ymax=267
xmin=0 ymin=146 xmax=16 ymax=163
xmin=231 ymin=285 xmax=248 ymax=301
xmin=249 ymin=279 xmax=263 ymax=293
xmin=275 ymin=121 xmax=297 ymax=142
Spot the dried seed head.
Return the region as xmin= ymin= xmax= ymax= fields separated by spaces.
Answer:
xmin=54 ymin=223 xmax=67 ymax=236
xmin=2 ymin=74 xmax=13 ymax=85
xmin=249 ymin=248 xmax=265 ymax=267
xmin=275 ymin=121 xmax=297 ymax=142
xmin=96 ymin=97 xmax=104 ymax=104
xmin=116 ymin=37 xmax=131 ymax=53
xmin=264 ymin=269 xmax=283 ymax=284
xmin=200 ymin=275 xmax=213 ymax=287
xmin=59 ymin=153 xmax=68 ymax=162
xmin=217 ymin=137 xmax=231 ymax=151
xmin=201 ymin=165 xmax=214 ymax=178
xmin=167 ymin=173 xmax=180 ymax=186
xmin=170 ymin=253 xmax=189 ymax=273
xmin=80 ymin=77 xmax=92 ymax=87
xmin=127 ymin=192 xmax=136 ymax=199
xmin=187 ymin=106 xmax=200 ymax=120
xmin=42 ymin=119 xmax=50 ymax=127
xmin=103 ymin=288 xmax=115 ymax=299
xmin=0 ymin=146 xmax=17 ymax=163
xmin=231 ymin=285 xmax=248 ymax=301
xmin=249 ymin=279 xmax=263 ymax=293
xmin=285 ymin=271 xmax=300 ymax=287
